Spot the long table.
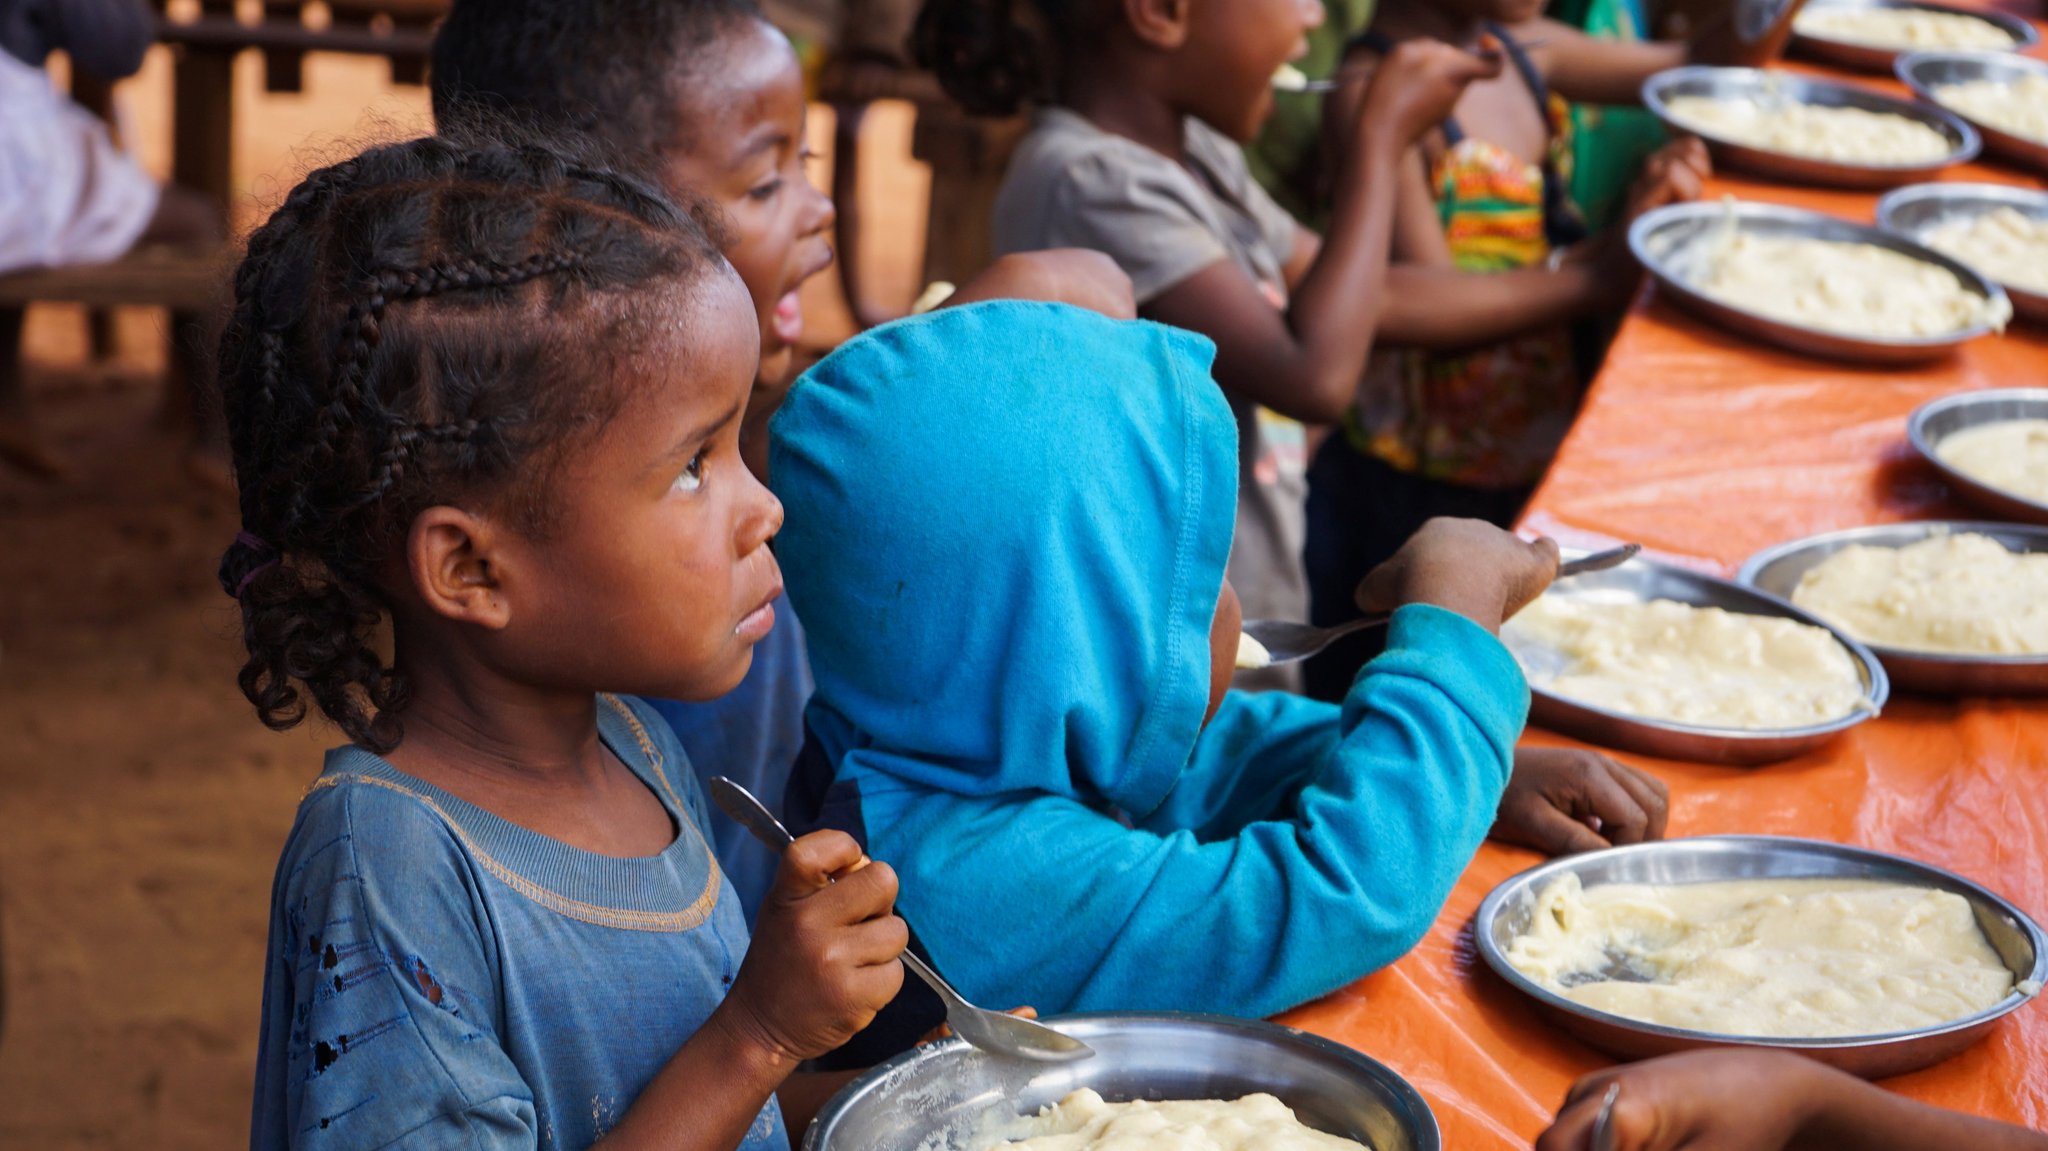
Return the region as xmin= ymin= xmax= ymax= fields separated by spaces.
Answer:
xmin=1280 ymin=26 xmax=2048 ymax=1146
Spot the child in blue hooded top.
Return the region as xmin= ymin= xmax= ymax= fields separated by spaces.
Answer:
xmin=771 ymin=301 xmax=1668 ymax=1054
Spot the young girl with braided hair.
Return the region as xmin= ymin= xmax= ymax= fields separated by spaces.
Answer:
xmin=220 ymin=136 xmax=907 ymax=1151
xmin=429 ymin=0 xmax=1135 ymax=918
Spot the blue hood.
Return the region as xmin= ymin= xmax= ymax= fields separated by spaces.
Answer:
xmin=769 ymin=302 xmax=1237 ymax=817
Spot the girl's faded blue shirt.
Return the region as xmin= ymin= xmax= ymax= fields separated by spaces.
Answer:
xmin=249 ymin=694 xmax=786 ymax=1151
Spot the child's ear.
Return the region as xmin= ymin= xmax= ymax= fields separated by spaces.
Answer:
xmin=407 ymin=507 xmax=513 ymax=629
xmin=1125 ymin=0 xmax=1192 ymax=50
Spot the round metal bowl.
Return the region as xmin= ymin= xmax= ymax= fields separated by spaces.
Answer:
xmin=1792 ymin=0 xmax=2037 ymax=72
xmin=1628 ymin=200 xmax=2010 ymax=364
xmin=1898 ymin=50 xmax=2048 ymax=175
xmin=1907 ymin=389 xmax=2048 ymax=524
xmin=1737 ymin=521 xmax=2048 ymax=694
xmin=1474 ymin=835 xmax=2047 ymax=1079
xmin=1503 ymin=554 xmax=1886 ymax=766
xmin=1877 ymin=183 xmax=2048 ymax=324
xmin=1643 ymin=66 xmax=1978 ymax=188
xmin=803 ymin=1013 xmax=1438 ymax=1151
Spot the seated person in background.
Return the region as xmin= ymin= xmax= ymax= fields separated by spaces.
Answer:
xmin=0 ymin=0 xmax=223 ymax=477
xmin=1540 ymin=1049 xmax=2048 ymax=1151
xmin=431 ymin=0 xmax=1131 ymax=918
xmin=775 ymin=301 xmax=1667 ymax=1065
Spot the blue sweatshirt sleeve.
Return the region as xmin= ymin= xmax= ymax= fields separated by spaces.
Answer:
xmin=251 ymin=782 xmax=538 ymax=1151
xmin=856 ymin=604 xmax=1525 ymax=1018
xmin=1133 ymin=689 xmax=1340 ymax=839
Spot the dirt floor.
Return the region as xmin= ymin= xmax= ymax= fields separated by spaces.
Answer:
xmin=0 ymin=49 xmax=928 ymax=1148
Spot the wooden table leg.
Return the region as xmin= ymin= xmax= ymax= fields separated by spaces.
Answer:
xmin=167 ymin=44 xmax=235 ymax=449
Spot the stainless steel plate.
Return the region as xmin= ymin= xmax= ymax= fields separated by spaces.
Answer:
xmin=1907 ymin=389 xmax=2048 ymax=524
xmin=1877 ymin=183 xmax=2048 ymax=324
xmin=1793 ymin=0 xmax=2037 ymax=72
xmin=803 ymin=1013 xmax=1439 ymax=1151
xmin=1643 ymin=66 xmax=1978 ymax=188
xmin=1504 ymin=555 xmax=1886 ymax=765
xmin=1474 ymin=835 xmax=2046 ymax=1079
xmin=1628 ymin=200 xmax=2009 ymax=363
xmin=1898 ymin=50 xmax=2048 ymax=175
xmin=1737 ymin=520 xmax=2048 ymax=693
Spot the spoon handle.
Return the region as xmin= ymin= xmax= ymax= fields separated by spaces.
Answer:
xmin=1591 ymin=1083 xmax=1620 ymax=1151
xmin=898 ymin=948 xmax=972 ymax=1013
xmin=709 ymin=778 xmax=972 ymax=1010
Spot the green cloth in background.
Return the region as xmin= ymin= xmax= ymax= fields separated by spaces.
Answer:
xmin=1245 ymin=0 xmax=1376 ymax=228
xmin=1548 ymin=0 xmax=1668 ymax=228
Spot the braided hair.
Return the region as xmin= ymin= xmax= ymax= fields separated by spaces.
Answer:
xmin=214 ymin=137 xmax=723 ymax=752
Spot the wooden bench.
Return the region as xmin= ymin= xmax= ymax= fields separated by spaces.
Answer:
xmin=0 ymin=244 xmax=234 ymax=476
xmin=148 ymin=1 xmax=447 ymax=210
xmin=0 ymin=245 xmax=229 ymax=313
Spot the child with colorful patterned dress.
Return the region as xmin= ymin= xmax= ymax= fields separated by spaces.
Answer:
xmin=1300 ymin=0 xmax=1716 ymax=698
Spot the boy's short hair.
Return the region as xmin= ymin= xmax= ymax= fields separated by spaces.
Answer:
xmin=430 ymin=0 xmax=764 ymax=169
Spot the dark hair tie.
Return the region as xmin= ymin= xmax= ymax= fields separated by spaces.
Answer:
xmin=219 ymin=530 xmax=282 ymax=599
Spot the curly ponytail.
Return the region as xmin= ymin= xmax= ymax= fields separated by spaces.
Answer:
xmin=213 ymin=137 xmax=722 ymax=752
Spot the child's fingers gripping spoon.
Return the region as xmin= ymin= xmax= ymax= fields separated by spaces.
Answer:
xmin=709 ymin=777 xmax=1096 ymax=1064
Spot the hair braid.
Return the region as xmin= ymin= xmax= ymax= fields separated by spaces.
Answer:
xmin=213 ymin=137 xmax=721 ymax=752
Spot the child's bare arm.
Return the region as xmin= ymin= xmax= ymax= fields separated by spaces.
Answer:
xmin=596 ymin=832 xmax=905 ymax=1151
xmin=1143 ymin=41 xmax=1503 ymax=425
xmin=1373 ymin=262 xmax=1615 ymax=349
xmin=946 ymin=250 xmax=1138 ymax=319
xmin=773 ymin=1070 xmax=866 ymax=1134
xmin=1377 ymin=133 xmax=1708 ymax=349
xmin=1390 ymin=148 xmax=1455 ymax=267
xmin=1530 ymin=19 xmax=1689 ymax=107
xmin=1539 ymin=1049 xmax=2048 ymax=1151
xmin=1356 ymin=95 xmax=1618 ymax=349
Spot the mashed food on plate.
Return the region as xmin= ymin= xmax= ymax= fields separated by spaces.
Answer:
xmin=985 ymin=1090 xmax=1369 ymax=1151
xmin=1683 ymin=228 xmax=2006 ymax=337
xmin=1794 ymin=5 xmax=2016 ymax=50
xmin=1922 ymin=207 xmax=2048 ymax=294
xmin=1504 ymin=874 xmax=2014 ymax=1038
xmin=1792 ymin=532 xmax=2048 ymax=654
xmin=1504 ymin=596 xmax=1868 ymax=729
xmin=1661 ymin=94 xmax=1953 ymax=163
xmin=1936 ymin=419 xmax=2048 ymax=505
xmin=1934 ymin=74 xmax=2048 ymax=145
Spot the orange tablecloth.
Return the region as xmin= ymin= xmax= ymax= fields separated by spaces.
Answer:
xmin=1280 ymin=26 xmax=2048 ymax=1144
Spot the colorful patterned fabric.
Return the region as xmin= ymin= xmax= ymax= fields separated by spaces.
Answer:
xmin=1346 ymin=40 xmax=1587 ymax=489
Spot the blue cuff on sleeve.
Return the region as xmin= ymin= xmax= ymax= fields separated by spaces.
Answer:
xmin=1359 ymin=602 xmax=1530 ymax=751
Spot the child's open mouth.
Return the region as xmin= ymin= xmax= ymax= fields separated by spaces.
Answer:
xmin=771 ymin=289 xmax=804 ymax=345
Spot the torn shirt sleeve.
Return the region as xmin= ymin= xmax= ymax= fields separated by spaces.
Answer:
xmin=251 ymin=783 xmax=538 ymax=1151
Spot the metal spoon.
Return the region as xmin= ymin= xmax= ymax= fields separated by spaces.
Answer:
xmin=1241 ymin=543 xmax=1642 ymax=667
xmin=706 ymin=776 xmax=1096 ymax=1064
xmin=1590 ymin=1082 xmax=1621 ymax=1151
